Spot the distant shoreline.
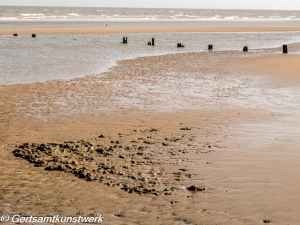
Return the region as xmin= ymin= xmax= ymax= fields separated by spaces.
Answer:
xmin=1 ymin=26 xmax=300 ymax=35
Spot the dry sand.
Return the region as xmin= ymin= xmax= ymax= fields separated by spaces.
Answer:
xmin=1 ymin=41 xmax=300 ymax=224
xmin=1 ymin=26 xmax=300 ymax=35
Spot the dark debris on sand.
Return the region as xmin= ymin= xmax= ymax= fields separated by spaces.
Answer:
xmin=13 ymin=130 xmax=216 ymax=196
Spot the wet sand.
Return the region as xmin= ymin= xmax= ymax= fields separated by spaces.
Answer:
xmin=1 ymin=26 xmax=300 ymax=35
xmin=238 ymin=55 xmax=300 ymax=82
xmin=1 ymin=44 xmax=300 ymax=224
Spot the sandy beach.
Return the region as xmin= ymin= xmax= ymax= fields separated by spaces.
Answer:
xmin=1 ymin=29 xmax=300 ymax=225
xmin=2 ymin=26 xmax=300 ymax=35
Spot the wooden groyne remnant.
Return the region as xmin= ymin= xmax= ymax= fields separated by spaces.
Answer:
xmin=122 ymin=37 xmax=128 ymax=44
xmin=283 ymin=45 xmax=288 ymax=54
xmin=148 ymin=38 xmax=155 ymax=46
xmin=8 ymin=34 xmax=291 ymax=55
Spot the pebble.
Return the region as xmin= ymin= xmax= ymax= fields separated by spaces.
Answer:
xmin=180 ymin=127 xmax=192 ymax=130
xmin=187 ymin=185 xmax=207 ymax=192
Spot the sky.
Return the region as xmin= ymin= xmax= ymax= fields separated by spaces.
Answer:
xmin=0 ymin=0 xmax=300 ymax=10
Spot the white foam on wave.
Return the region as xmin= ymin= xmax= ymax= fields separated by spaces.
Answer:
xmin=225 ymin=16 xmax=240 ymax=20
xmin=20 ymin=13 xmax=44 ymax=16
xmin=0 ymin=17 xmax=18 ymax=20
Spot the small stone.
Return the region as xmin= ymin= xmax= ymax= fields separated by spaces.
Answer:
xmin=88 ymin=146 xmax=95 ymax=152
xmin=144 ymin=141 xmax=155 ymax=145
xmin=31 ymin=143 xmax=40 ymax=148
xmin=180 ymin=127 xmax=192 ymax=130
xmin=187 ymin=185 xmax=207 ymax=192
xmin=185 ymin=174 xmax=193 ymax=178
xmin=149 ymin=129 xmax=158 ymax=132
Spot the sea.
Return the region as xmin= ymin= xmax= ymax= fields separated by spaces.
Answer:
xmin=1 ymin=6 xmax=300 ymax=85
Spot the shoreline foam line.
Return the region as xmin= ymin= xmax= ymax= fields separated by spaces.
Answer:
xmin=2 ymin=26 xmax=300 ymax=35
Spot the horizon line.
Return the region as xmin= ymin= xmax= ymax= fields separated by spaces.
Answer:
xmin=1 ymin=5 xmax=300 ymax=11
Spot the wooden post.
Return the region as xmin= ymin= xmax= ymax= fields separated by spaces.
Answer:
xmin=283 ymin=45 xmax=288 ymax=54
xmin=32 ymin=34 xmax=36 ymax=38
xmin=243 ymin=46 xmax=248 ymax=52
xmin=122 ymin=37 xmax=128 ymax=44
xmin=152 ymin=38 xmax=155 ymax=46
xmin=13 ymin=34 xmax=17 ymax=36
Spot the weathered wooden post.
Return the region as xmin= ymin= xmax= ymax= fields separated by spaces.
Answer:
xmin=283 ymin=45 xmax=288 ymax=54
xmin=122 ymin=37 xmax=128 ymax=44
xmin=243 ymin=46 xmax=248 ymax=52
xmin=152 ymin=38 xmax=155 ymax=46
xmin=32 ymin=34 xmax=36 ymax=38
xmin=13 ymin=34 xmax=17 ymax=36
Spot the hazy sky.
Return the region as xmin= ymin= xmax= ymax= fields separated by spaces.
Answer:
xmin=1 ymin=0 xmax=300 ymax=10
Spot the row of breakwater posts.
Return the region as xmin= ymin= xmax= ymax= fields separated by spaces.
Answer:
xmin=14 ymin=33 xmax=36 ymax=38
xmin=121 ymin=37 xmax=289 ymax=53
xmin=11 ymin=34 xmax=289 ymax=54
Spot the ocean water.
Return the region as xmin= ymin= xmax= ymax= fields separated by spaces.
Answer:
xmin=2 ymin=6 xmax=300 ymax=22
xmin=1 ymin=6 xmax=300 ymax=28
xmin=1 ymin=6 xmax=300 ymax=85
xmin=1 ymin=31 xmax=300 ymax=85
